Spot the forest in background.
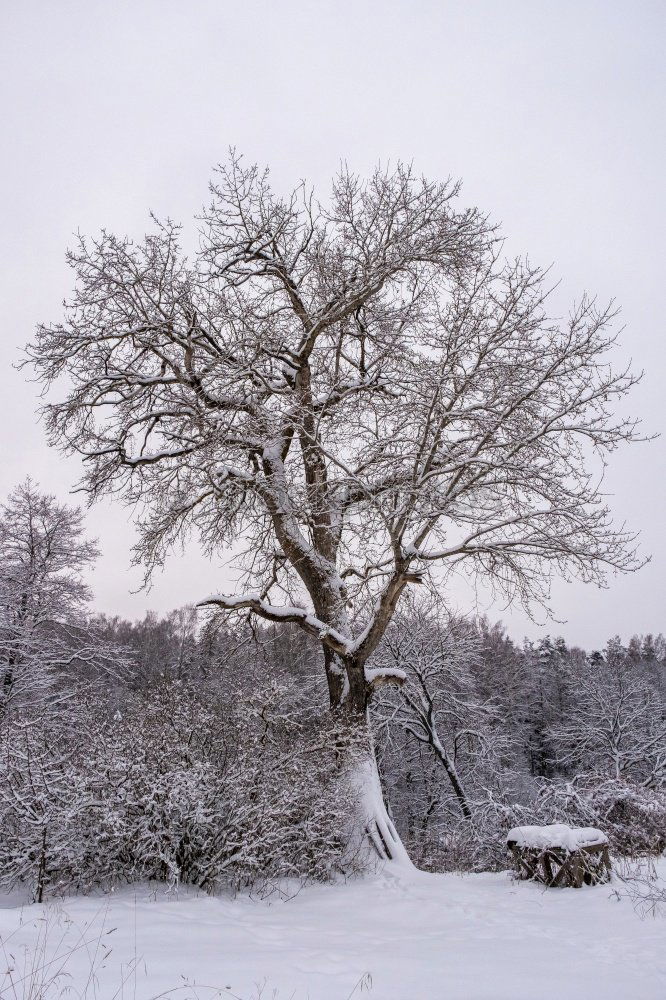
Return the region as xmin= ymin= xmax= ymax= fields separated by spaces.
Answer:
xmin=2 ymin=480 xmax=664 ymax=902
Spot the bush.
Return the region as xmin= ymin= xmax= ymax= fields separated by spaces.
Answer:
xmin=0 ymin=682 xmax=365 ymax=899
xmin=536 ymin=778 xmax=666 ymax=858
xmin=397 ymin=776 xmax=666 ymax=873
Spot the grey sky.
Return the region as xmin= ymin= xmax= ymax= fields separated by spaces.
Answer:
xmin=1 ymin=0 xmax=664 ymax=648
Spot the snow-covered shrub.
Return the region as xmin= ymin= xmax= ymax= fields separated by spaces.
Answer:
xmin=0 ymin=682 xmax=365 ymax=899
xmin=433 ymin=779 xmax=666 ymax=873
xmin=0 ymin=711 xmax=74 ymax=902
xmin=398 ymin=784 xmax=539 ymax=873
xmin=529 ymin=779 xmax=666 ymax=858
xmin=593 ymin=782 xmax=666 ymax=856
xmin=392 ymin=774 xmax=666 ymax=873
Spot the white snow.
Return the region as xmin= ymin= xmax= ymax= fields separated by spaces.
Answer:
xmin=364 ymin=665 xmax=407 ymax=684
xmin=354 ymin=758 xmax=413 ymax=868
xmin=1 ymin=864 xmax=664 ymax=1000
xmin=507 ymin=824 xmax=609 ymax=851
xmin=197 ymin=593 xmax=353 ymax=652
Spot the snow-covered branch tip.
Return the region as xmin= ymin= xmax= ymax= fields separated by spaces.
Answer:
xmin=197 ymin=593 xmax=353 ymax=656
xmin=364 ymin=665 xmax=407 ymax=691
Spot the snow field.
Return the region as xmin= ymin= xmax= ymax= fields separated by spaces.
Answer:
xmin=1 ymin=865 xmax=665 ymax=1000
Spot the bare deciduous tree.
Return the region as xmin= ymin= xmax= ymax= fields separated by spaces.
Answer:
xmin=548 ymin=652 xmax=666 ymax=786
xmin=374 ymin=595 xmax=516 ymax=822
xmin=374 ymin=597 xmax=481 ymax=819
xmin=0 ymin=480 xmax=108 ymax=713
xmin=28 ymin=155 xmax=644 ymax=857
xmin=0 ymin=480 xmax=134 ymax=898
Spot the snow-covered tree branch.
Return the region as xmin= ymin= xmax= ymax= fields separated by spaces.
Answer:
xmin=28 ymin=155 xmax=644 ymax=720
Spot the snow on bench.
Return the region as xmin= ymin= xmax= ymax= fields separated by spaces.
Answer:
xmin=506 ymin=824 xmax=612 ymax=888
xmin=506 ymin=824 xmax=608 ymax=852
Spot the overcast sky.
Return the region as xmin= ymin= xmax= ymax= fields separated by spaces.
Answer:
xmin=1 ymin=0 xmax=664 ymax=648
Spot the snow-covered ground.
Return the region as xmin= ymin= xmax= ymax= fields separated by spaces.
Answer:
xmin=1 ymin=865 xmax=664 ymax=1000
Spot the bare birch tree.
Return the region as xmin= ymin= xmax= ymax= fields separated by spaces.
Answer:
xmin=28 ymin=155 xmax=644 ymax=857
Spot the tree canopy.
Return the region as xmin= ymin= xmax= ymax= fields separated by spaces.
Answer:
xmin=29 ymin=155 xmax=643 ymax=713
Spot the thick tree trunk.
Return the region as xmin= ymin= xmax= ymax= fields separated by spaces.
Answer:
xmin=323 ymin=643 xmax=413 ymax=869
xmin=323 ymin=647 xmax=349 ymax=710
xmin=323 ymin=649 xmax=369 ymax=714
xmin=353 ymin=730 xmax=413 ymax=868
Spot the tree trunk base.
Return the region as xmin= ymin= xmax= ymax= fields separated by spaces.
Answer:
xmin=354 ymin=757 xmax=414 ymax=869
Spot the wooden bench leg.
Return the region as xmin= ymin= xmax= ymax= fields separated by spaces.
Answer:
xmin=508 ymin=841 xmax=612 ymax=888
xmin=571 ymin=853 xmax=584 ymax=888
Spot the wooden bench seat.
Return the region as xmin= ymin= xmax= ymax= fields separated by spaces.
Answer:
xmin=506 ymin=824 xmax=612 ymax=888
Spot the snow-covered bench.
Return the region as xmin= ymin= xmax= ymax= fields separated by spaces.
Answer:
xmin=506 ymin=824 xmax=612 ymax=888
